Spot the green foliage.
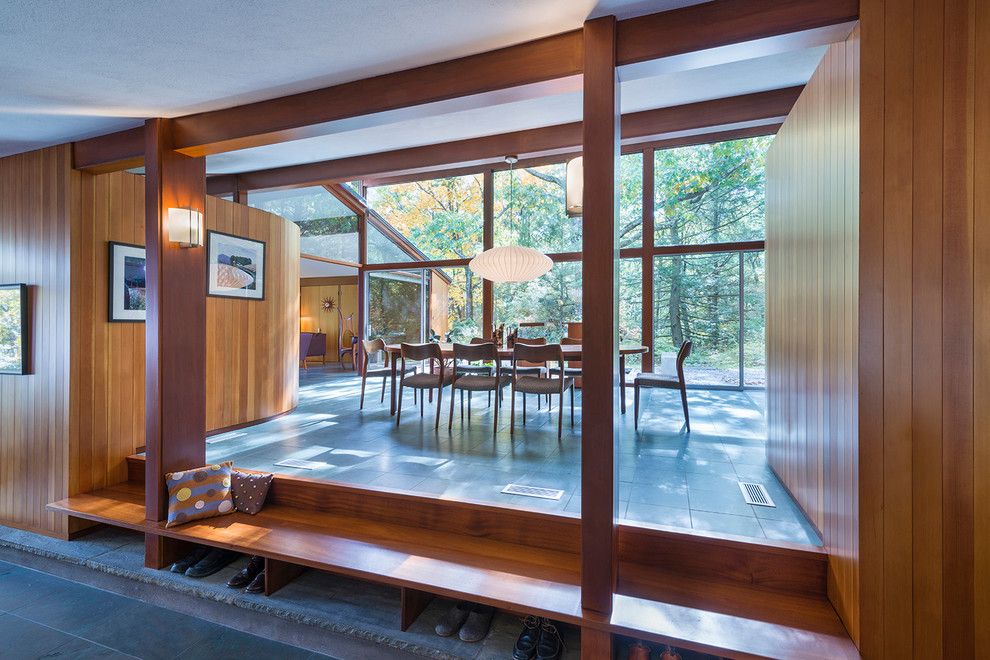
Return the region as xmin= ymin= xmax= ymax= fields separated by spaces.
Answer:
xmin=0 ymin=288 xmax=24 ymax=372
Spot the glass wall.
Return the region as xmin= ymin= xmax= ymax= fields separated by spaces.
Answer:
xmin=494 ymin=163 xmax=578 ymax=254
xmin=493 ymin=260 xmax=582 ymax=342
xmin=248 ymin=186 xmax=359 ymax=262
xmin=367 ymin=175 xmax=483 ymax=262
xmin=427 ymin=266 xmax=482 ymax=343
xmin=743 ymin=250 xmax=766 ymax=387
xmin=367 ymin=269 xmax=424 ymax=344
xmin=654 ymin=136 xmax=771 ymax=246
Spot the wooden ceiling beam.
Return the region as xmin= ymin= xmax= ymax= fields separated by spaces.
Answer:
xmin=616 ymin=0 xmax=859 ymax=66
xmin=207 ymin=87 xmax=800 ymax=194
xmin=72 ymin=0 xmax=856 ymax=172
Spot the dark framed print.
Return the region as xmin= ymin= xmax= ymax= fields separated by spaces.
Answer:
xmin=207 ymin=230 xmax=266 ymax=300
xmin=0 ymin=283 xmax=29 ymax=375
xmin=108 ymin=241 xmax=147 ymax=322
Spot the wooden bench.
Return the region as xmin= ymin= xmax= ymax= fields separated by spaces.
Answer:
xmin=49 ymin=478 xmax=860 ymax=659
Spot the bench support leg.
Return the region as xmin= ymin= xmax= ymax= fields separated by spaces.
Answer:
xmin=400 ymin=587 xmax=434 ymax=631
xmin=264 ymin=557 xmax=305 ymax=596
xmin=144 ymin=533 xmax=192 ymax=570
xmin=581 ymin=627 xmax=614 ymax=660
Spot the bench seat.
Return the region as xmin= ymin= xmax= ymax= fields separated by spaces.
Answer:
xmin=48 ymin=483 xmax=860 ymax=659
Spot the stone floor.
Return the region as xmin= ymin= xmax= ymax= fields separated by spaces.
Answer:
xmin=205 ymin=369 xmax=820 ymax=545
xmin=0 ymin=558 xmax=332 ymax=659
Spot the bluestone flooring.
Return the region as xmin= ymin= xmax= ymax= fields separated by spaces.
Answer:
xmin=202 ymin=369 xmax=820 ymax=545
xmin=0 ymin=559 xmax=331 ymax=659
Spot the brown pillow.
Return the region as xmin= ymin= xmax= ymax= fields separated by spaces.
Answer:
xmin=165 ymin=462 xmax=234 ymax=528
xmin=231 ymin=470 xmax=273 ymax=514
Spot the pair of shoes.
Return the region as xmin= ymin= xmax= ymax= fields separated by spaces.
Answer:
xmin=184 ymin=549 xmax=240 ymax=578
xmin=226 ymin=555 xmax=265 ymax=593
xmin=434 ymin=601 xmax=496 ymax=642
xmin=628 ymin=640 xmax=651 ymax=660
xmin=169 ymin=547 xmax=208 ymax=574
xmin=513 ymin=616 xmax=563 ymax=660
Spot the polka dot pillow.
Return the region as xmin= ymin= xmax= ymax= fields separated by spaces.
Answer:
xmin=231 ymin=470 xmax=274 ymax=515
xmin=164 ymin=462 xmax=235 ymax=528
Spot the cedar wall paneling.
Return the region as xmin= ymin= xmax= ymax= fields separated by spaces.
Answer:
xmin=859 ymin=0 xmax=985 ymax=657
xmin=71 ymin=170 xmax=146 ymax=494
xmin=205 ymin=195 xmax=300 ymax=432
xmin=0 ymin=145 xmax=74 ymax=536
xmin=765 ymin=28 xmax=860 ymax=643
xmin=299 ymin=280 xmax=358 ymax=365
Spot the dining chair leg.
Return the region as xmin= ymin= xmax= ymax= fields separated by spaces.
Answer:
xmin=492 ymin=387 xmax=500 ymax=439
xmin=522 ymin=393 xmax=527 ymax=426
xmin=359 ymin=375 xmax=367 ymax=409
xmin=634 ymin=385 xmax=640 ymax=430
xmin=460 ymin=390 xmax=464 ymax=421
xmin=510 ymin=389 xmax=516 ymax=437
xmin=557 ymin=393 xmax=563 ymax=442
xmin=434 ymin=385 xmax=443 ymax=431
xmin=570 ymin=386 xmax=575 ymax=426
xmin=380 ymin=377 xmax=386 ymax=403
xmin=468 ymin=391 xmax=472 ymax=418
xmin=420 ymin=388 xmax=425 ymax=416
xmin=396 ymin=382 xmax=405 ymax=426
xmin=679 ymin=385 xmax=691 ymax=433
xmin=487 ymin=390 xmax=491 ymax=407
xmin=448 ymin=386 xmax=456 ymax=431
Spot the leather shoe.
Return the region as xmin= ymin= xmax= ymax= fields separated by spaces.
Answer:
xmin=185 ymin=549 xmax=239 ymax=578
xmin=512 ymin=615 xmax=540 ymax=659
xmin=435 ymin=601 xmax=471 ymax=637
xmin=169 ymin=547 xmax=208 ymax=574
xmin=226 ymin=555 xmax=264 ymax=589
xmin=535 ymin=619 xmax=563 ymax=660
xmin=458 ymin=604 xmax=494 ymax=642
xmin=244 ymin=570 xmax=266 ymax=594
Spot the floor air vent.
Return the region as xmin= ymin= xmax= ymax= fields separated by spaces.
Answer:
xmin=501 ymin=484 xmax=565 ymax=500
xmin=738 ymin=481 xmax=776 ymax=507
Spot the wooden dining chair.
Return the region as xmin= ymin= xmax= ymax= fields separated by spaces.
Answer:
xmin=359 ymin=338 xmax=415 ymax=409
xmin=337 ymin=308 xmax=356 ymax=370
xmin=397 ymin=343 xmax=451 ymax=429
xmin=513 ymin=336 xmax=548 ymax=411
xmin=548 ymin=336 xmax=582 ymax=378
xmin=634 ymin=341 xmax=692 ymax=432
xmin=448 ymin=342 xmax=511 ymax=437
xmin=454 ymin=337 xmax=496 ymax=408
xmin=510 ymin=343 xmax=574 ymax=441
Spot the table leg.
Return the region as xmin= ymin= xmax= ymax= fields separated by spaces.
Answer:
xmin=619 ymin=353 xmax=627 ymax=414
xmin=390 ymin=354 xmax=398 ymax=415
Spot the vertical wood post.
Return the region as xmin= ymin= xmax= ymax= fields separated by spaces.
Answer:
xmin=482 ymin=169 xmax=494 ymax=338
xmin=357 ymin=185 xmax=369 ymax=374
xmin=641 ymin=149 xmax=655 ymax=374
xmin=580 ymin=15 xmax=619 ymax=618
xmin=143 ymin=118 xmax=207 ymax=565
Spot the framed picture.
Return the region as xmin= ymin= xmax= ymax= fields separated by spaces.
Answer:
xmin=207 ymin=231 xmax=266 ymax=300
xmin=108 ymin=241 xmax=147 ymax=322
xmin=0 ymin=283 xmax=29 ymax=375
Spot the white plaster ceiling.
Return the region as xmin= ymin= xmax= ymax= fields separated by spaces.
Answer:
xmin=0 ymin=0 xmax=705 ymax=157
xmin=300 ymin=257 xmax=357 ymax=279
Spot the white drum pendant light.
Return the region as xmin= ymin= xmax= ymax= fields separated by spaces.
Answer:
xmin=565 ymin=156 xmax=583 ymax=217
xmin=469 ymin=156 xmax=552 ymax=283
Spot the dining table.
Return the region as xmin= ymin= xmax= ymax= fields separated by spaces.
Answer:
xmin=382 ymin=343 xmax=650 ymax=416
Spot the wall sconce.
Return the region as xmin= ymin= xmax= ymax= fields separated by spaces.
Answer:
xmin=565 ymin=156 xmax=583 ymax=218
xmin=167 ymin=207 xmax=204 ymax=247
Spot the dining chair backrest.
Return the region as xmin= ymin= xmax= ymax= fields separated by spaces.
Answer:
xmin=469 ymin=337 xmax=488 ymax=345
xmin=362 ymin=338 xmax=385 ymax=369
xmin=514 ymin=336 xmax=546 ymax=367
xmin=560 ymin=336 xmax=581 ymax=365
xmin=452 ymin=342 xmax=499 ymax=372
xmin=675 ymin=340 xmax=692 ymax=383
xmin=512 ymin=342 xmax=563 ymax=375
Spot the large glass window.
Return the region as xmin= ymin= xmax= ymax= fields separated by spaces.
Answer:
xmin=619 ymin=152 xmax=644 ymax=248
xmin=494 ymin=163 xmax=579 ymax=254
xmin=743 ymin=251 xmax=766 ymax=387
xmin=619 ymin=258 xmax=643 ymax=368
xmin=367 ymin=270 xmax=424 ymax=344
xmin=367 ymin=175 xmax=483 ymax=262
xmin=654 ymin=136 xmax=771 ymax=246
xmin=493 ymin=260 xmax=581 ymax=342
xmin=654 ymin=252 xmax=740 ymax=387
xmin=427 ymin=266 xmax=482 ymax=343
xmin=248 ymin=186 xmax=359 ymax=262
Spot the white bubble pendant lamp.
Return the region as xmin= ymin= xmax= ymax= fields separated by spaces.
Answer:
xmin=469 ymin=156 xmax=553 ymax=283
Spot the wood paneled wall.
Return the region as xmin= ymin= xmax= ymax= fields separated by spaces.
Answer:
xmin=0 ymin=145 xmax=74 ymax=536
xmin=859 ymin=0 xmax=985 ymax=657
xmin=765 ymin=28 xmax=860 ymax=642
xmin=205 ymin=195 xmax=300 ymax=432
xmin=71 ymin=170 xmax=146 ymax=494
xmin=299 ymin=280 xmax=357 ymax=364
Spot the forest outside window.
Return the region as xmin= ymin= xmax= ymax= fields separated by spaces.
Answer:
xmin=248 ymin=186 xmax=359 ymax=262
